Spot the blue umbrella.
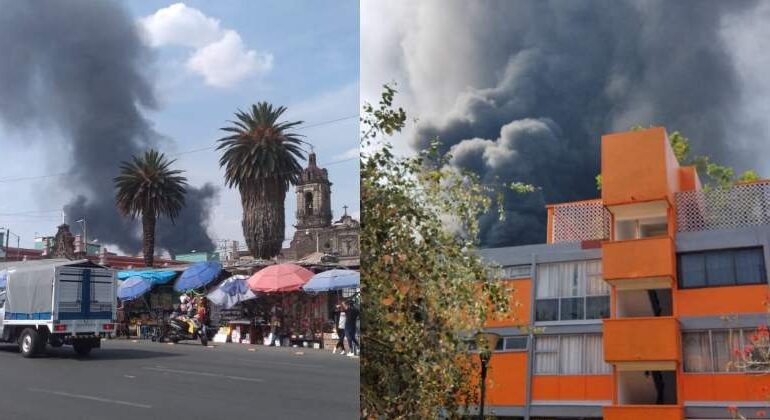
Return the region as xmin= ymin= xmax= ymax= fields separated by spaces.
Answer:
xmin=207 ymin=275 xmax=257 ymax=309
xmin=174 ymin=261 xmax=222 ymax=292
xmin=303 ymin=269 xmax=360 ymax=292
xmin=118 ymin=276 xmax=152 ymax=300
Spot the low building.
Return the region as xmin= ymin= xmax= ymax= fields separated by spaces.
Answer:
xmin=478 ymin=127 xmax=770 ymax=420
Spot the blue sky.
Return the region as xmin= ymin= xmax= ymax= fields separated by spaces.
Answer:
xmin=0 ymin=1 xmax=359 ymax=251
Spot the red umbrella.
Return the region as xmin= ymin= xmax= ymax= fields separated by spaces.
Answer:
xmin=247 ymin=263 xmax=314 ymax=292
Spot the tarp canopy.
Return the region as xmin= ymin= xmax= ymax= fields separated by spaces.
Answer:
xmin=117 ymin=270 xmax=178 ymax=285
xmin=207 ymin=275 xmax=257 ymax=309
xmin=4 ymin=259 xmax=105 ymax=320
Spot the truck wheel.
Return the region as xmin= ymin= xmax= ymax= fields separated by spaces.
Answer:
xmin=73 ymin=342 xmax=92 ymax=357
xmin=49 ymin=336 xmax=64 ymax=348
xmin=19 ymin=328 xmax=41 ymax=358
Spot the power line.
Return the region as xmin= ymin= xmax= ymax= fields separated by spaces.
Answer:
xmin=0 ymin=114 xmax=359 ymax=184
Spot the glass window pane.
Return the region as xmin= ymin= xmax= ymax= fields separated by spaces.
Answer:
xmin=679 ymin=253 xmax=706 ymax=288
xmin=503 ymin=265 xmax=531 ymax=279
xmin=735 ymin=248 xmax=765 ymax=285
xmin=560 ymin=297 xmax=584 ymax=320
xmin=585 ymin=296 xmax=610 ymax=319
xmin=495 ymin=338 xmax=504 ymax=351
xmin=536 ymin=265 xmax=561 ymax=298
xmin=559 ymin=335 xmax=582 ymax=374
xmin=560 ymin=262 xmax=585 ymax=298
xmin=534 ymin=336 xmax=558 ymax=374
xmin=504 ymin=336 xmax=528 ymax=350
xmin=683 ymin=332 xmax=711 ymax=372
xmin=535 ymin=299 xmax=559 ymax=322
xmin=711 ymin=330 xmax=741 ymax=372
xmin=706 ymin=251 xmax=736 ymax=286
xmin=583 ymin=334 xmax=611 ymax=374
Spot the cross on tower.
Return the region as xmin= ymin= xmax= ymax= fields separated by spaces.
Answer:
xmin=342 ymin=205 xmax=348 ymax=216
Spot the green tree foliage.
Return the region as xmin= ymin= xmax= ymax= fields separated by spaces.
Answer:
xmin=361 ymin=86 xmax=525 ymax=418
xmin=596 ymin=127 xmax=760 ymax=190
xmin=114 ymin=149 xmax=187 ymax=267
xmin=216 ymin=103 xmax=305 ymax=259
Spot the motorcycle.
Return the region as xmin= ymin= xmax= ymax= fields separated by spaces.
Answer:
xmin=154 ymin=317 xmax=212 ymax=346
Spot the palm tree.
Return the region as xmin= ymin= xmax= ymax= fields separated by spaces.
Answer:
xmin=114 ymin=149 xmax=187 ymax=267
xmin=217 ymin=102 xmax=305 ymax=259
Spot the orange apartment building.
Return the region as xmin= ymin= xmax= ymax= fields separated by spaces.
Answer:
xmin=478 ymin=127 xmax=770 ymax=419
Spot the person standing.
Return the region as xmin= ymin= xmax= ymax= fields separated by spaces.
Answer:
xmin=343 ymin=300 xmax=359 ymax=357
xmin=333 ymin=303 xmax=347 ymax=354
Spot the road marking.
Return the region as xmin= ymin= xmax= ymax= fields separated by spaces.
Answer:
xmin=142 ymin=366 xmax=264 ymax=382
xmin=28 ymin=388 xmax=151 ymax=409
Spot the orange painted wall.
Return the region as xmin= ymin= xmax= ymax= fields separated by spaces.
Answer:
xmin=677 ymin=284 xmax=769 ymax=316
xmin=603 ymin=317 xmax=679 ymax=362
xmin=604 ymin=406 xmax=683 ymax=420
xmin=682 ymin=374 xmax=770 ymax=401
xmin=486 ymin=352 xmax=528 ymax=405
xmin=486 ymin=279 xmax=531 ymax=327
xmin=678 ymin=166 xmax=701 ymax=192
xmin=531 ymin=375 xmax=613 ymax=401
xmin=602 ymin=236 xmax=674 ymax=281
xmin=602 ymin=127 xmax=676 ymax=206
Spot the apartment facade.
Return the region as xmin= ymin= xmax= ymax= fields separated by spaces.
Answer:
xmin=478 ymin=127 xmax=770 ymax=419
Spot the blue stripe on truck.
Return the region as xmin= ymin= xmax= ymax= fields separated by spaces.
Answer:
xmin=5 ymin=312 xmax=52 ymax=320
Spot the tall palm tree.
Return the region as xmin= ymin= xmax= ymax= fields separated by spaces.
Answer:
xmin=114 ymin=149 xmax=187 ymax=267
xmin=217 ymin=102 xmax=305 ymax=259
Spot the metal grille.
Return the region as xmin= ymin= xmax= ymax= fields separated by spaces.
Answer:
xmin=676 ymin=182 xmax=770 ymax=233
xmin=551 ymin=200 xmax=611 ymax=243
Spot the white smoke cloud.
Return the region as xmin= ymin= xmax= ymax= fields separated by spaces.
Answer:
xmin=139 ymin=3 xmax=272 ymax=88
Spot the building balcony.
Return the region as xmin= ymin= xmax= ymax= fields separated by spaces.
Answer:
xmin=547 ymin=199 xmax=611 ymax=244
xmin=676 ymin=180 xmax=770 ymax=233
xmin=603 ymin=317 xmax=679 ymax=370
xmin=604 ymin=405 xmax=683 ymax=420
xmin=602 ymin=236 xmax=675 ymax=290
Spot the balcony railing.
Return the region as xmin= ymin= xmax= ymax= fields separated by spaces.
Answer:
xmin=603 ymin=317 xmax=680 ymax=368
xmin=551 ymin=200 xmax=611 ymax=243
xmin=602 ymin=236 xmax=675 ymax=288
xmin=676 ymin=181 xmax=770 ymax=233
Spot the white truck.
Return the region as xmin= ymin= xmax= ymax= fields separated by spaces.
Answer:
xmin=0 ymin=259 xmax=117 ymax=357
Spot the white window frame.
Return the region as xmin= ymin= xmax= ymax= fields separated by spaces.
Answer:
xmin=534 ymin=260 xmax=609 ymax=324
xmin=533 ymin=333 xmax=611 ymax=375
xmin=493 ymin=335 xmax=529 ymax=353
xmin=683 ymin=328 xmax=753 ymax=373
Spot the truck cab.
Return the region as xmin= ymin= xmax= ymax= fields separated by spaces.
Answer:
xmin=0 ymin=259 xmax=116 ymax=357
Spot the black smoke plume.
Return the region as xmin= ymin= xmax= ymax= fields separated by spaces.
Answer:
xmin=0 ymin=0 xmax=216 ymax=254
xmin=410 ymin=0 xmax=757 ymax=247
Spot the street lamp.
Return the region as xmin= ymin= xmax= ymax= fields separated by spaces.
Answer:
xmin=475 ymin=331 xmax=500 ymax=420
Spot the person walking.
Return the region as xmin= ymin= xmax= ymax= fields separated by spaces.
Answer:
xmin=333 ymin=303 xmax=347 ymax=354
xmin=342 ymin=300 xmax=359 ymax=357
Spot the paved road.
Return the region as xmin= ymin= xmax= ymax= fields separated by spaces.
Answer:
xmin=0 ymin=339 xmax=359 ymax=420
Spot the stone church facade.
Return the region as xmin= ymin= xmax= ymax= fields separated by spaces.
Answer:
xmin=282 ymin=152 xmax=360 ymax=267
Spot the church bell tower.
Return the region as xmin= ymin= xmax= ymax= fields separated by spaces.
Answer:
xmin=295 ymin=152 xmax=332 ymax=229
